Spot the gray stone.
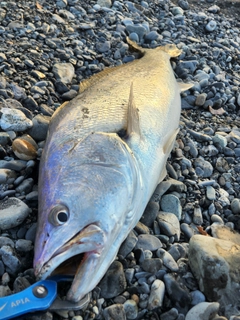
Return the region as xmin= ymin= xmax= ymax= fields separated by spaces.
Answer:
xmin=188 ymin=129 xmax=212 ymax=142
xmin=0 ymin=198 xmax=31 ymax=230
xmin=151 ymin=181 xmax=171 ymax=202
xmin=97 ymin=0 xmax=112 ymax=8
xmin=194 ymin=157 xmax=213 ymax=178
xmin=0 ymin=245 xmax=21 ymax=275
xmin=186 ymin=302 xmax=219 ymax=320
xmin=171 ymin=6 xmax=184 ymax=15
xmin=126 ymin=24 xmax=146 ymax=40
xmin=123 ymin=300 xmax=138 ymax=320
xmin=160 ymin=194 xmax=182 ymax=220
xmin=156 ymin=248 xmax=179 ymax=271
xmin=231 ymin=198 xmax=240 ymax=214
xmin=99 ymin=261 xmax=126 ymax=299
xmin=208 ymin=5 xmax=220 ymax=13
xmin=0 ymin=132 xmax=11 ymax=146
xmin=181 ymin=223 xmax=195 ymax=239
xmin=96 ymin=41 xmax=111 ymax=53
xmin=206 ymin=185 xmax=216 ymax=200
xmin=178 ymin=0 xmax=189 ymax=10
xmin=216 ymin=157 xmax=229 ymax=173
xmin=135 ymin=234 xmax=162 ymax=251
xmin=128 ymin=32 xmax=139 ymax=43
xmin=62 ymin=89 xmax=78 ymax=100
xmin=190 ymin=290 xmax=206 ymax=305
xmin=193 ymin=206 xmax=203 ymax=225
xmin=189 ymin=232 xmax=240 ymax=317
xmin=229 ymin=129 xmax=240 ymax=144
xmin=148 ymin=279 xmax=165 ymax=310
xmin=56 ymin=0 xmax=68 ymax=8
xmin=168 ymin=179 xmax=187 ymax=193
xmin=15 ymin=239 xmax=33 ymax=252
xmin=195 ymin=93 xmax=207 ymax=106
xmin=211 ymin=214 xmax=224 ymax=224
xmin=0 ymin=169 xmax=16 ymax=184
xmin=157 ymin=212 xmax=180 ymax=241
xmin=144 ymin=31 xmax=159 ymax=42
xmin=0 ymin=237 xmax=14 ymax=248
xmin=168 ymin=243 xmax=187 ymax=261
xmin=103 ymin=304 xmax=126 ymax=320
xmin=134 ymin=221 xmax=149 ymax=234
xmin=52 ymin=63 xmax=75 ymax=84
xmin=160 ymin=307 xmax=178 ymax=320
xmin=218 ymin=188 xmax=230 ymax=207
xmin=0 ymin=285 xmax=11 ymax=297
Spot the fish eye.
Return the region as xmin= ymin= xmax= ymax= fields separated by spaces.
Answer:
xmin=48 ymin=204 xmax=69 ymax=226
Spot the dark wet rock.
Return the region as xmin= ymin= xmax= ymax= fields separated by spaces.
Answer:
xmin=119 ymin=230 xmax=138 ymax=258
xmin=135 ymin=234 xmax=162 ymax=251
xmin=160 ymin=307 xmax=179 ymax=320
xmin=164 ymin=273 xmax=191 ymax=310
xmin=140 ymin=201 xmax=159 ymax=227
xmin=141 ymin=258 xmax=163 ymax=273
xmin=27 ymin=114 xmax=50 ymax=141
xmin=99 ymin=261 xmax=127 ymax=299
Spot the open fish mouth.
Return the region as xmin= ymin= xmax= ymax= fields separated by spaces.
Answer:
xmin=35 ymin=224 xmax=106 ymax=281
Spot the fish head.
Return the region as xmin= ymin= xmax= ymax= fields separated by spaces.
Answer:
xmin=34 ymin=132 xmax=141 ymax=302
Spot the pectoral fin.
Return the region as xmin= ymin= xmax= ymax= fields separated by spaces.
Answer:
xmin=163 ymin=128 xmax=179 ymax=155
xmin=127 ymin=83 xmax=141 ymax=138
xmin=178 ymin=82 xmax=194 ymax=92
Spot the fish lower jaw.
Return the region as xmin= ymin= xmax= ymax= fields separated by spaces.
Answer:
xmin=35 ymin=224 xmax=106 ymax=279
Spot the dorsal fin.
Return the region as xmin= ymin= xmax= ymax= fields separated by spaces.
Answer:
xmin=126 ymin=37 xmax=146 ymax=55
xmin=127 ymin=82 xmax=141 ymax=138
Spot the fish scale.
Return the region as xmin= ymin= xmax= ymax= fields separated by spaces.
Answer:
xmin=34 ymin=38 xmax=191 ymax=302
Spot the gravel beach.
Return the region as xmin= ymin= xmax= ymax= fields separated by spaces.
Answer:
xmin=0 ymin=0 xmax=240 ymax=319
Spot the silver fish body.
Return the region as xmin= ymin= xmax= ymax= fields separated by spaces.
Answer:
xmin=34 ymin=39 xmax=186 ymax=302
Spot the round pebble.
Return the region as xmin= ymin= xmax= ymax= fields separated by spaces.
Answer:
xmin=0 ymin=198 xmax=31 ymax=230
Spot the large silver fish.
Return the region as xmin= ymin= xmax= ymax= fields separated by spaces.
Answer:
xmin=34 ymin=39 xmax=190 ymax=302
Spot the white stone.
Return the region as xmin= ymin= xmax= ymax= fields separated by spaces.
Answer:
xmin=0 ymin=108 xmax=32 ymax=132
xmin=206 ymin=20 xmax=217 ymax=32
xmin=186 ymin=302 xmax=219 ymax=320
xmin=148 ymin=279 xmax=165 ymax=310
